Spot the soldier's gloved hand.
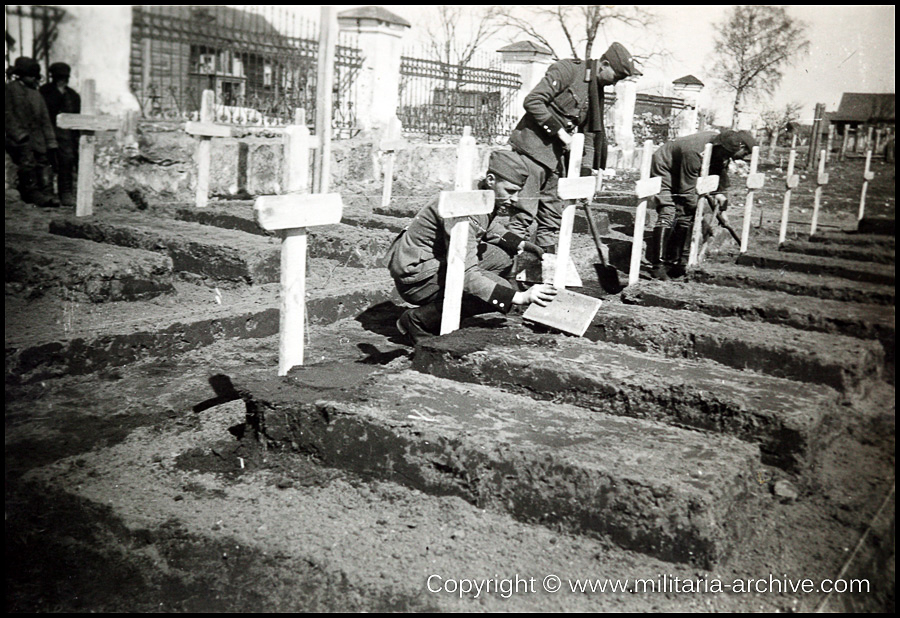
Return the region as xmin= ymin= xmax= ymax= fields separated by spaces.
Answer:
xmin=713 ymin=193 xmax=728 ymax=212
xmin=518 ymin=241 xmax=544 ymax=257
xmin=557 ymin=128 xmax=573 ymax=151
xmin=514 ymin=283 xmax=558 ymax=307
xmin=46 ymin=148 xmax=60 ymax=172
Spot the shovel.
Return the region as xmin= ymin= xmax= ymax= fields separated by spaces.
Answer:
xmin=581 ymin=201 xmax=624 ymax=293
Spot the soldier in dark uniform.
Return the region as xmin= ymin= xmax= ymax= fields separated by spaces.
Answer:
xmin=507 ymin=42 xmax=641 ymax=253
xmin=648 ymin=129 xmax=757 ymax=279
xmin=40 ymin=62 xmax=81 ymax=208
xmin=387 ymin=150 xmax=556 ymax=344
xmin=5 ymin=56 xmax=60 ymax=207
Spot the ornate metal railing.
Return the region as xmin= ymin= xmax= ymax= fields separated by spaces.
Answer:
xmin=398 ymin=54 xmax=522 ymax=143
xmin=130 ymin=5 xmax=361 ymax=134
xmin=4 ymin=5 xmax=67 ymax=75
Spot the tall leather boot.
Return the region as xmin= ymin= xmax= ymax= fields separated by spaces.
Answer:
xmin=648 ymin=226 xmax=671 ymax=280
xmin=57 ymin=161 xmax=76 ymax=208
xmin=396 ymin=301 xmax=443 ymax=345
xmin=666 ymin=223 xmax=692 ymax=279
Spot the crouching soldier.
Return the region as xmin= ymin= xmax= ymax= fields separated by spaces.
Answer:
xmin=5 ymin=56 xmax=61 ymax=207
xmin=387 ymin=150 xmax=557 ymax=344
xmin=647 ymin=129 xmax=757 ymax=279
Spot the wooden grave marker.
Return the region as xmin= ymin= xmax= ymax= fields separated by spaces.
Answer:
xmin=629 ymin=139 xmax=660 ymax=286
xmin=56 ymin=79 xmax=122 ymax=217
xmin=687 ymin=143 xmax=718 ymax=267
xmin=255 ymin=122 xmax=343 ymax=375
xmin=523 ymin=132 xmax=602 ymax=336
xmin=809 ymin=150 xmax=828 ymax=237
xmin=739 ymin=145 xmax=765 ymax=253
xmin=379 ymin=116 xmax=405 ymax=208
xmin=858 ymin=149 xmax=874 ymax=221
xmin=438 ymin=127 xmax=494 ymax=336
xmin=778 ymin=148 xmax=800 ymax=244
xmin=185 ymin=90 xmax=233 ymax=208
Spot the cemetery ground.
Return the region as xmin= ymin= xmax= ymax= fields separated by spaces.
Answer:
xmin=5 ymin=147 xmax=895 ymax=612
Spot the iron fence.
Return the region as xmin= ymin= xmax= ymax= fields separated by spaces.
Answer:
xmin=130 ymin=5 xmax=361 ymax=135
xmin=4 ymin=5 xmax=67 ymax=77
xmin=399 ymin=51 xmax=522 ymax=143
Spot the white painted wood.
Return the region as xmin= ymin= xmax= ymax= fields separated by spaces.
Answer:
xmin=194 ymin=90 xmax=216 ymax=208
xmin=779 ymin=149 xmax=797 ymax=244
xmin=255 ymin=194 xmax=343 ymax=231
xmin=688 ymin=143 xmax=714 ymax=266
xmin=437 ymin=190 xmax=494 ymax=218
xmin=858 ymin=149 xmax=873 ymax=221
xmin=557 ymin=176 xmax=597 ymax=200
xmin=810 ymin=150 xmax=826 ymax=236
xmin=75 ymin=79 xmax=97 ymax=217
xmin=283 ymin=116 xmax=311 ymax=194
xmin=740 ymin=146 xmax=761 ymax=253
xmin=554 ymin=133 xmax=586 ymax=289
xmin=455 ymin=126 xmax=476 ymax=191
xmin=315 ymin=6 xmax=336 ymax=193
xmin=629 ymin=140 xmax=656 ymax=286
xmin=185 ymin=121 xmax=232 ymax=138
xmin=440 ymin=127 xmax=484 ymax=335
xmin=279 ymin=228 xmax=307 ymax=375
xmin=381 ymin=152 xmax=395 ymax=208
xmin=566 ymin=133 xmax=585 ymax=178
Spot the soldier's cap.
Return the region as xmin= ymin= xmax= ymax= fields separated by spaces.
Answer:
xmin=12 ymin=56 xmax=40 ymax=78
xmin=49 ymin=62 xmax=71 ymax=78
xmin=601 ymin=42 xmax=642 ymax=79
xmin=487 ymin=150 xmax=530 ymax=188
xmin=714 ymin=129 xmax=758 ymax=156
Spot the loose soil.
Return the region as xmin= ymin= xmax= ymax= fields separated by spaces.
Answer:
xmin=5 ymin=149 xmax=895 ymax=612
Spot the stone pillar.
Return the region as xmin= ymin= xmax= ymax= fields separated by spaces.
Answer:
xmin=54 ymin=6 xmax=140 ymax=116
xmin=498 ymin=43 xmax=554 ymax=119
xmin=612 ymin=80 xmax=637 ymax=169
xmin=337 ymin=7 xmax=410 ymax=136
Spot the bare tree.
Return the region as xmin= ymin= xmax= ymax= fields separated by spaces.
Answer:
xmin=495 ymin=5 xmax=658 ymax=62
xmin=710 ymin=6 xmax=809 ymax=128
xmin=424 ymin=5 xmax=503 ymax=68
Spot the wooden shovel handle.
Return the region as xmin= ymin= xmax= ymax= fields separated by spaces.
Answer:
xmin=581 ymin=201 xmax=609 ymax=267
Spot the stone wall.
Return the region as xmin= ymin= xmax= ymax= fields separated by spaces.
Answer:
xmin=90 ymin=122 xmax=499 ymax=202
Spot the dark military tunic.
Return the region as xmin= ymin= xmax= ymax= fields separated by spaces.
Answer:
xmin=650 ymin=130 xmax=731 ymax=218
xmin=386 ymin=196 xmax=523 ymax=312
xmin=505 ymin=59 xmax=608 ymax=246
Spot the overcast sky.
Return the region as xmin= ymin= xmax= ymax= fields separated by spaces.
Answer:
xmin=294 ymin=5 xmax=895 ymax=125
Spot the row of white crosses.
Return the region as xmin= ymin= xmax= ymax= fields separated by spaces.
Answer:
xmin=56 ymin=79 xmax=121 ymax=217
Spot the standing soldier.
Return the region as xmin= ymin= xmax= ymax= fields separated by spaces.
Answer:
xmin=507 ymin=42 xmax=641 ymax=253
xmin=40 ymin=62 xmax=81 ymax=208
xmin=5 ymin=56 xmax=60 ymax=207
xmin=647 ymin=129 xmax=757 ymax=279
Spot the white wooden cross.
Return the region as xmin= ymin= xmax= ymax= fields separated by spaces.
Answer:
xmin=437 ymin=127 xmax=494 ymax=335
xmin=554 ymin=133 xmax=597 ymax=288
xmin=778 ymin=148 xmax=800 ymax=244
xmin=185 ymin=89 xmax=232 ymax=208
xmin=809 ymin=150 xmax=828 ymax=237
xmin=629 ymin=139 xmax=661 ymax=286
xmin=255 ymin=120 xmax=342 ymax=375
xmin=857 ymin=149 xmax=874 ymax=221
xmin=739 ymin=145 xmax=765 ymax=253
xmin=687 ymin=143 xmax=719 ymax=267
xmin=56 ymin=79 xmax=122 ymax=217
xmin=379 ymin=116 xmax=405 ymax=208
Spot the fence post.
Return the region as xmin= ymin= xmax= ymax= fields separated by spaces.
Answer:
xmin=498 ymin=42 xmax=554 ymax=119
xmin=337 ymin=7 xmax=410 ymax=136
